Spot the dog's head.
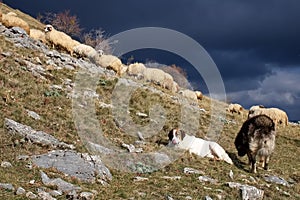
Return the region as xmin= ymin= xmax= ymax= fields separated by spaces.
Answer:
xmin=168 ymin=128 xmax=186 ymax=145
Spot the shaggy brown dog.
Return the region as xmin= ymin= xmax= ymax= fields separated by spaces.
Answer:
xmin=234 ymin=114 xmax=276 ymax=173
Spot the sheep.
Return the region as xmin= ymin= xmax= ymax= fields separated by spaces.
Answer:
xmin=195 ymin=91 xmax=203 ymax=100
xmin=227 ymin=103 xmax=243 ymax=115
xmin=29 ymin=29 xmax=46 ymax=43
xmin=44 ymin=24 xmax=80 ymax=56
xmin=127 ymin=62 xmax=146 ymax=79
xmin=235 ymin=114 xmax=276 ymax=173
xmin=73 ymin=43 xmax=98 ymax=58
xmin=1 ymin=12 xmax=30 ymax=35
xmin=94 ymin=54 xmax=124 ymax=76
xmin=249 ymin=105 xmax=265 ymax=111
xmin=248 ymin=107 xmax=289 ymax=127
xmin=143 ymin=68 xmax=176 ymax=92
xmin=179 ymin=89 xmax=198 ymax=101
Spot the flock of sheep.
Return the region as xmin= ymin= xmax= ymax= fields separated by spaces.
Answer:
xmin=0 ymin=10 xmax=289 ymax=125
xmin=228 ymin=103 xmax=289 ymax=128
xmin=0 ymin=11 xmax=203 ymax=101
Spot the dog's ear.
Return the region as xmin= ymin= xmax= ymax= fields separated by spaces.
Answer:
xmin=179 ymin=130 xmax=186 ymax=140
xmin=168 ymin=129 xmax=175 ymax=141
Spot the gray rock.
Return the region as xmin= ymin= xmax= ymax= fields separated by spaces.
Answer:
xmin=1 ymin=161 xmax=12 ymax=168
xmin=133 ymin=176 xmax=149 ymax=182
xmin=264 ymin=175 xmax=290 ymax=187
xmin=5 ymin=118 xmax=74 ymax=149
xmin=0 ymin=183 xmax=15 ymax=191
xmin=33 ymin=150 xmax=112 ymax=183
xmin=26 ymin=109 xmax=41 ymax=120
xmin=40 ymin=171 xmax=81 ymax=194
xmin=240 ymin=185 xmax=264 ymax=200
xmin=227 ymin=182 xmax=264 ymax=200
xmin=16 ymin=187 xmax=26 ymax=195
xmin=205 ymin=196 xmax=213 ymax=200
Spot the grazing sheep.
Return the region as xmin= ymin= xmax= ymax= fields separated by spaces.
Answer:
xmin=73 ymin=43 xmax=98 ymax=58
xmin=227 ymin=103 xmax=243 ymax=114
xmin=127 ymin=62 xmax=146 ymax=79
xmin=44 ymin=24 xmax=80 ymax=56
xmin=235 ymin=114 xmax=276 ymax=173
xmin=94 ymin=54 xmax=124 ymax=76
xmin=179 ymin=89 xmax=198 ymax=101
xmin=248 ymin=107 xmax=289 ymax=127
xmin=1 ymin=12 xmax=30 ymax=34
xmin=29 ymin=29 xmax=46 ymax=43
xmin=143 ymin=68 xmax=176 ymax=92
xmin=195 ymin=91 xmax=203 ymax=100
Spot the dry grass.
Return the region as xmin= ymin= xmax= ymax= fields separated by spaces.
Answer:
xmin=0 ymin=3 xmax=299 ymax=199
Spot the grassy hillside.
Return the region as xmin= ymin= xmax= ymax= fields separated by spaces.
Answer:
xmin=0 ymin=3 xmax=299 ymax=199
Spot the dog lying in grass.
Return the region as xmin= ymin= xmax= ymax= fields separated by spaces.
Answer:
xmin=168 ymin=128 xmax=233 ymax=164
xmin=235 ymin=114 xmax=276 ymax=173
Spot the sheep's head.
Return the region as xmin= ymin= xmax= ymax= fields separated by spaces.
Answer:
xmin=44 ymin=25 xmax=53 ymax=33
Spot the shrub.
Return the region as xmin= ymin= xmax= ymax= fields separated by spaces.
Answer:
xmin=39 ymin=10 xmax=82 ymax=37
xmin=81 ymin=28 xmax=116 ymax=55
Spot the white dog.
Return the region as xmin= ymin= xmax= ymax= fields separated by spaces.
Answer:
xmin=168 ymin=128 xmax=233 ymax=164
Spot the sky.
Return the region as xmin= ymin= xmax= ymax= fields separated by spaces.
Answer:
xmin=3 ymin=0 xmax=300 ymax=121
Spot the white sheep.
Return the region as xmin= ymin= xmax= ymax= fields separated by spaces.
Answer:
xmin=195 ymin=91 xmax=203 ymax=100
xmin=248 ymin=107 xmax=289 ymax=127
xmin=73 ymin=43 xmax=98 ymax=58
xmin=29 ymin=29 xmax=46 ymax=43
xmin=1 ymin=12 xmax=30 ymax=34
xmin=44 ymin=24 xmax=80 ymax=56
xmin=227 ymin=103 xmax=243 ymax=114
xmin=143 ymin=68 xmax=176 ymax=92
xmin=127 ymin=62 xmax=146 ymax=79
xmin=179 ymin=89 xmax=198 ymax=101
xmin=94 ymin=54 xmax=124 ymax=76
xmin=249 ymin=105 xmax=265 ymax=111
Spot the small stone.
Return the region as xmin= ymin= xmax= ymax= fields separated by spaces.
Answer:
xmin=49 ymin=190 xmax=63 ymax=197
xmin=264 ymin=175 xmax=289 ymax=187
xmin=229 ymin=170 xmax=234 ymax=180
xmin=136 ymin=112 xmax=148 ymax=117
xmin=29 ymin=180 xmax=35 ymax=185
xmin=198 ymin=176 xmax=217 ymax=184
xmin=133 ymin=176 xmax=149 ymax=182
xmin=38 ymin=190 xmax=56 ymax=200
xmin=162 ymin=176 xmax=181 ymax=180
xmin=16 ymin=187 xmax=26 ymax=195
xmin=79 ymin=192 xmax=95 ymax=200
xmin=1 ymin=161 xmax=12 ymax=168
xmin=205 ymin=196 xmax=213 ymax=200
xmin=26 ymin=110 xmax=41 ymax=120
xmin=26 ymin=191 xmax=38 ymax=199
xmin=183 ymin=167 xmax=204 ymax=175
